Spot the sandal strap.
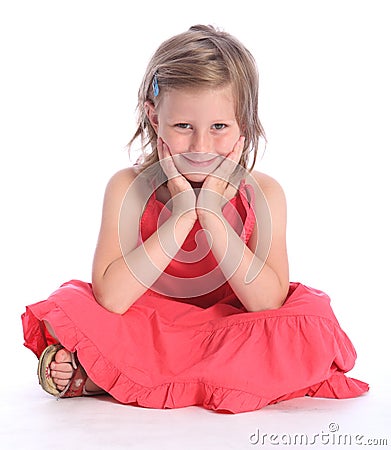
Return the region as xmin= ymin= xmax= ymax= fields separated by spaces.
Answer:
xmin=58 ymin=364 xmax=88 ymax=398
xmin=38 ymin=344 xmax=102 ymax=399
xmin=37 ymin=344 xmax=63 ymax=396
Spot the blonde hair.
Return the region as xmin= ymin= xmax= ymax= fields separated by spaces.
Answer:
xmin=128 ymin=24 xmax=266 ymax=173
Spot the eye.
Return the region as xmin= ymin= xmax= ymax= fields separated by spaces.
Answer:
xmin=212 ymin=123 xmax=227 ymax=130
xmin=175 ymin=123 xmax=192 ymax=129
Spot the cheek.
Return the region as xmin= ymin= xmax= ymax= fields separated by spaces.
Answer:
xmin=158 ymin=128 xmax=188 ymax=154
xmin=215 ymin=133 xmax=239 ymax=155
xmin=158 ymin=126 xmax=240 ymax=155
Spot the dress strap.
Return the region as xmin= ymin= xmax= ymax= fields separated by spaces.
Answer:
xmin=236 ymin=179 xmax=256 ymax=243
xmin=138 ymin=177 xmax=257 ymax=245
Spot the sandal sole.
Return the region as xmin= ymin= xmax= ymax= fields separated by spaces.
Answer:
xmin=37 ymin=343 xmax=63 ymax=396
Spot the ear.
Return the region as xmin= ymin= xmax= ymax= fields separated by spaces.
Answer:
xmin=144 ymin=101 xmax=159 ymax=133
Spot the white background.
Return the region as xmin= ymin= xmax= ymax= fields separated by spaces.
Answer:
xmin=1 ymin=0 xmax=390 ymax=408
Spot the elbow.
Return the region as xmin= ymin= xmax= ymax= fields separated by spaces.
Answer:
xmin=245 ymin=286 xmax=288 ymax=313
xmin=265 ymin=280 xmax=289 ymax=311
xmin=102 ymin=301 xmax=130 ymax=316
xmin=267 ymin=296 xmax=286 ymax=311
xmin=92 ymin=284 xmax=131 ymax=315
xmin=246 ymin=301 xmax=283 ymax=313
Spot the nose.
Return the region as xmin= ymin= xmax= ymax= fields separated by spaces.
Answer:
xmin=188 ymin=131 xmax=212 ymax=153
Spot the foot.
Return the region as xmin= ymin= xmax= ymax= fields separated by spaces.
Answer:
xmin=50 ymin=348 xmax=101 ymax=393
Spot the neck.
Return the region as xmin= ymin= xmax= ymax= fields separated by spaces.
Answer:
xmin=188 ymin=180 xmax=203 ymax=190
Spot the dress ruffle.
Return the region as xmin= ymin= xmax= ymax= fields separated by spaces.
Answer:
xmin=22 ymin=280 xmax=369 ymax=413
xmin=22 ymin=178 xmax=368 ymax=412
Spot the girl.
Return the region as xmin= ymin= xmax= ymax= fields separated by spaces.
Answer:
xmin=22 ymin=25 xmax=368 ymax=413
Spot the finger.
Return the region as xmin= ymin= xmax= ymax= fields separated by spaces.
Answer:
xmin=225 ymin=135 xmax=245 ymax=163
xmin=157 ymin=137 xmax=163 ymax=160
xmin=157 ymin=138 xmax=170 ymax=169
xmin=158 ymin=140 xmax=179 ymax=180
xmin=209 ymin=156 xmax=239 ymax=184
xmin=162 ymin=143 xmax=182 ymax=181
xmin=212 ymin=136 xmax=245 ymax=181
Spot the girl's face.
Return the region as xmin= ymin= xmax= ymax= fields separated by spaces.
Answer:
xmin=146 ymin=85 xmax=242 ymax=182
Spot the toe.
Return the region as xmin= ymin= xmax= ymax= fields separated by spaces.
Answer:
xmin=51 ymin=368 xmax=73 ymax=380
xmin=53 ymin=377 xmax=68 ymax=390
xmin=51 ymin=348 xmax=74 ymax=391
xmin=55 ymin=348 xmax=72 ymax=364
xmin=51 ymin=361 xmax=74 ymax=374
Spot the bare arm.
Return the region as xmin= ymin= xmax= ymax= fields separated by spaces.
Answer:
xmin=92 ymin=164 xmax=196 ymax=314
xmin=198 ymin=171 xmax=289 ymax=312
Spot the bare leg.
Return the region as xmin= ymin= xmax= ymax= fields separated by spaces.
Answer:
xmin=43 ymin=320 xmax=58 ymax=340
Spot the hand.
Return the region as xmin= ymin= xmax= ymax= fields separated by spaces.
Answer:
xmin=196 ymin=136 xmax=245 ymax=218
xmin=157 ymin=138 xmax=197 ymax=223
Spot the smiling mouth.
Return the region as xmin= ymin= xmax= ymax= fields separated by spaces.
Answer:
xmin=181 ymin=154 xmax=218 ymax=167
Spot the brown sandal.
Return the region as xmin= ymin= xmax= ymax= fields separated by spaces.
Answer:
xmin=37 ymin=344 xmax=96 ymax=398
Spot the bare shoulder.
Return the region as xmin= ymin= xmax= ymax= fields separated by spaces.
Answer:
xmin=105 ymin=166 xmax=140 ymax=193
xmin=103 ymin=166 xmax=150 ymax=207
xmin=246 ymin=170 xmax=287 ymax=207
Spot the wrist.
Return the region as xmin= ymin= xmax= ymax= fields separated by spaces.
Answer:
xmin=197 ymin=207 xmax=223 ymax=228
xmin=171 ymin=210 xmax=198 ymax=228
xmin=196 ymin=188 xmax=225 ymax=220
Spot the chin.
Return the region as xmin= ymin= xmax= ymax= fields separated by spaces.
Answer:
xmin=178 ymin=165 xmax=216 ymax=183
xmin=183 ymin=172 xmax=208 ymax=183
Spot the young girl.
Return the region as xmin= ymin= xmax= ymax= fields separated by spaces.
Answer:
xmin=22 ymin=24 xmax=368 ymax=413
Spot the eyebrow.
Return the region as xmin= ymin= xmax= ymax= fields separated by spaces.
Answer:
xmin=167 ymin=117 xmax=237 ymax=123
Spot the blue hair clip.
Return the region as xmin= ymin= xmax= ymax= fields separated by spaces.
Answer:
xmin=152 ymin=73 xmax=159 ymax=97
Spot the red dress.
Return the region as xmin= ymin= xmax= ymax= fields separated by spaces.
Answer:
xmin=21 ymin=180 xmax=368 ymax=413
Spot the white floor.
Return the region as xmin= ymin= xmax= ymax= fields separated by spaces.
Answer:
xmin=2 ymin=2 xmax=391 ymax=449
xmin=1 ymin=347 xmax=390 ymax=450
